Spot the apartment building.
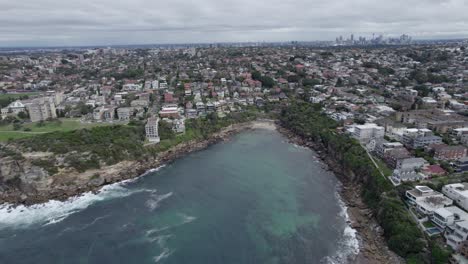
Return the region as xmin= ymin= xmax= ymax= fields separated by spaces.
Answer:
xmin=352 ymin=123 xmax=385 ymax=143
xmin=443 ymin=183 xmax=468 ymax=211
xmin=145 ymin=117 xmax=160 ymax=143
xmin=406 ymin=186 xmax=453 ymax=216
xmin=28 ymin=97 xmax=57 ymax=122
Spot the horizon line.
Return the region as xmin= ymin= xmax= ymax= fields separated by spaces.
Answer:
xmin=0 ymin=37 xmax=467 ymax=50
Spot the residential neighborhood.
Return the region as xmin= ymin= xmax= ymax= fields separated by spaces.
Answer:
xmin=1 ymin=40 xmax=468 ymax=262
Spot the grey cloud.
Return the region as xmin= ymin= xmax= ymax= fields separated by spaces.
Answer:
xmin=0 ymin=0 xmax=466 ymax=46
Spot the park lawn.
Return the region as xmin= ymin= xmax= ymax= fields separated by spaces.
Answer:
xmin=0 ymin=119 xmax=114 ymax=141
xmin=0 ymin=92 xmax=41 ymax=100
xmin=0 ymin=131 xmax=36 ymax=141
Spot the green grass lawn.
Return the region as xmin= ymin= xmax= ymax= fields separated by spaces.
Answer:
xmin=0 ymin=92 xmax=41 ymax=100
xmin=375 ymin=157 xmax=393 ymax=177
xmin=423 ymin=221 xmax=436 ymax=228
xmin=0 ymin=118 xmax=113 ymax=141
xmin=0 ymin=131 xmax=36 ymax=141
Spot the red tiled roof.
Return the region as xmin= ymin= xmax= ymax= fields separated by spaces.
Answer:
xmin=424 ymin=165 xmax=446 ymax=175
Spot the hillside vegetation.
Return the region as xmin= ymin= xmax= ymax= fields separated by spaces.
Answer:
xmin=279 ymin=101 xmax=435 ymax=263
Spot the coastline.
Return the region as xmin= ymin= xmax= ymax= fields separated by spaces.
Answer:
xmin=0 ymin=121 xmax=268 ymax=206
xmin=276 ymin=125 xmax=404 ymax=264
xmin=1 ymin=119 xmax=400 ymax=263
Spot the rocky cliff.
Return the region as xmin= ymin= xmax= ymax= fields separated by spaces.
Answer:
xmin=0 ymin=122 xmax=262 ymax=205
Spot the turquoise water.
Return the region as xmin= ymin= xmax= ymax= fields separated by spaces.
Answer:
xmin=0 ymin=129 xmax=357 ymax=264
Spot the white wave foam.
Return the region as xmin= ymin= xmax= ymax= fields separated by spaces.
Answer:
xmin=179 ymin=213 xmax=196 ymax=224
xmin=322 ymin=190 xmax=360 ymax=264
xmin=145 ymin=192 xmax=173 ymax=211
xmin=0 ymin=165 xmax=167 ymax=230
xmin=147 ymin=233 xmax=174 ymax=263
xmin=146 ymin=213 xmax=197 ymax=237
xmin=153 ymin=248 xmax=173 ymax=263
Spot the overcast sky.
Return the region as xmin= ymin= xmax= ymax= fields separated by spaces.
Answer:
xmin=0 ymin=0 xmax=467 ymax=47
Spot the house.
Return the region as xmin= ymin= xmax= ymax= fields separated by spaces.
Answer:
xmin=451 ymin=127 xmax=468 ymax=145
xmin=374 ymin=141 xmax=404 ymax=158
xmin=443 ymin=183 xmax=468 ymax=211
xmin=432 ymin=206 xmax=468 ymax=229
xmin=445 ymin=220 xmax=468 ymax=250
xmin=206 ymin=102 xmax=215 ymax=112
xmin=196 ymin=102 xmax=206 ymax=114
xmin=455 ymin=241 xmax=468 ymax=262
xmin=384 ymin=148 xmax=412 ymax=169
xmin=130 ymin=99 xmax=149 ymax=108
xmin=255 ymin=97 xmax=265 ymax=107
xmin=1 ymin=100 xmax=26 ymax=119
xmin=455 ymin=157 xmax=468 ymax=173
xmin=159 ymin=104 xmax=180 ymax=118
xmin=164 ymin=92 xmax=175 ymax=103
xmin=145 ymin=117 xmax=160 ymax=143
xmin=122 ymin=83 xmax=142 ymax=91
xmin=93 ymin=106 xmax=115 ymax=121
xmin=172 ymin=118 xmax=186 ymax=133
xmin=184 ymin=83 xmax=192 ymax=96
xmin=117 ymin=107 xmax=133 ymax=121
xmin=392 ymin=158 xmax=428 ymax=183
xmin=186 ymin=109 xmax=198 ymax=119
xmin=422 ymin=165 xmax=447 ymax=177
xmin=406 ymin=186 xmax=453 ymax=216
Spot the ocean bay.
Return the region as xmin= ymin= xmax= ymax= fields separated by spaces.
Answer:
xmin=0 ymin=129 xmax=357 ymax=264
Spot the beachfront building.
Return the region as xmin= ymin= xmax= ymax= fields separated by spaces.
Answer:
xmin=145 ymin=117 xmax=160 ymax=143
xmin=406 ymin=186 xmax=453 ymax=216
xmin=445 ymin=220 xmax=468 ymax=250
xmin=391 ymin=157 xmax=428 ymax=183
xmin=172 ymin=118 xmax=186 ymax=134
xmin=352 ymin=123 xmax=384 ymax=143
xmin=432 ymin=206 xmax=468 ymax=230
xmin=443 ymin=183 xmax=468 ymax=211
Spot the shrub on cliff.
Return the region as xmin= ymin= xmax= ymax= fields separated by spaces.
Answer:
xmin=16 ymin=125 xmax=146 ymax=166
xmin=280 ymin=100 xmax=427 ymax=261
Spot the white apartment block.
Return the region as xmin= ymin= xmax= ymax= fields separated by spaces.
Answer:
xmin=443 ymin=183 xmax=468 ymax=211
xmin=445 ymin=220 xmax=468 ymax=250
xmin=28 ymin=97 xmax=57 ymax=122
xmin=145 ymin=117 xmax=160 ymax=143
xmin=406 ymin=186 xmax=453 ymax=216
xmin=432 ymin=206 xmax=468 ymax=229
xmin=352 ymin=123 xmax=385 ymax=142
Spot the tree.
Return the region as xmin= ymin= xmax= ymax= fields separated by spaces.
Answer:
xmin=17 ymin=111 xmax=29 ymax=119
xmin=13 ymin=123 xmax=22 ymax=131
xmin=158 ymin=121 xmax=175 ymax=140
xmin=287 ymin=75 xmax=299 ymax=83
xmin=414 ymin=85 xmax=430 ymax=97
xmin=335 ymin=78 xmax=344 ymax=87
xmin=303 ymin=78 xmax=321 ymax=87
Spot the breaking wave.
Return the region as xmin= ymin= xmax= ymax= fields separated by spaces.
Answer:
xmin=0 ymin=166 xmax=166 ymax=230
xmin=145 ymin=191 xmax=174 ymax=211
xmin=321 ymin=190 xmax=360 ymax=264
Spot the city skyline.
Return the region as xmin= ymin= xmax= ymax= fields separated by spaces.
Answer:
xmin=1 ymin=0 xmax=468 ymax=47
